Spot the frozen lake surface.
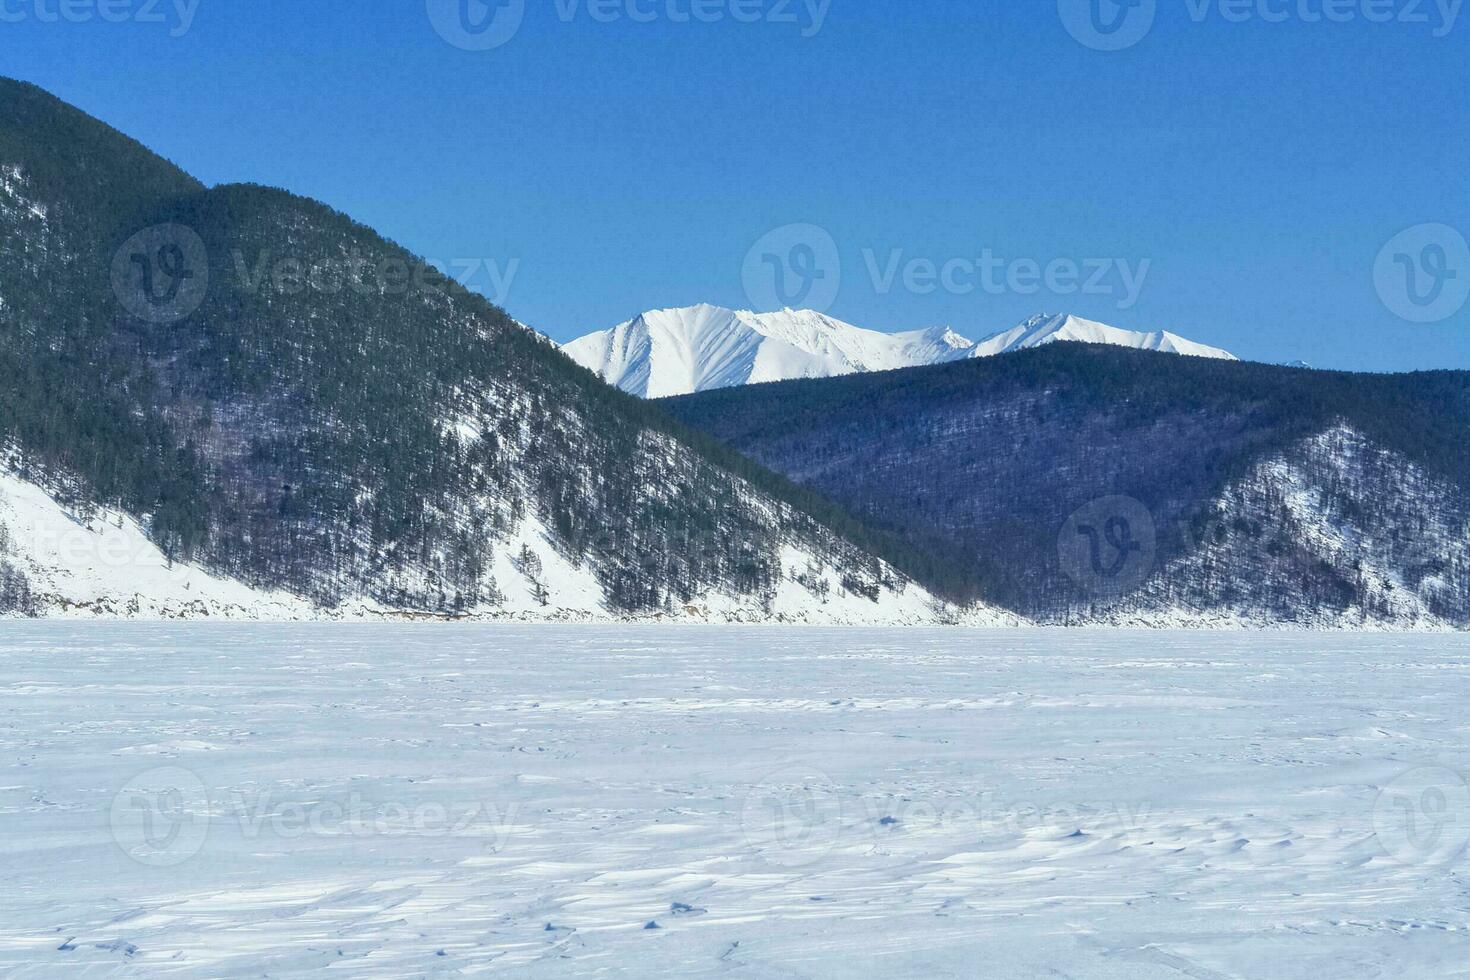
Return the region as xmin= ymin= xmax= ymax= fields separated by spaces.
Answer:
xmin=2 ymin=625 xmax=1468 ymax=977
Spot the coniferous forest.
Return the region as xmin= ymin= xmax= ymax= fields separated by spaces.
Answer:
xmin=663 ymin=345 xmax=1470 ymax=624
xmin=0 ymin=77 xmax=919 ymax=616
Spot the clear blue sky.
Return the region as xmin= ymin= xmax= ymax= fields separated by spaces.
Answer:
xmin=3 ymin=1 xmax=1467 ymax=370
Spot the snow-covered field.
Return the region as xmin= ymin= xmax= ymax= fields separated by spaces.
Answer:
xmin=2 ymin=626 xmax=1468 ymax=977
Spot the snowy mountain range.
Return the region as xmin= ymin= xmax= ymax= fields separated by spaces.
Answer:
xmin=563 ymin=306 xmax=1237 ymax=397
xmin=3 ymin=79 xmax=1466 ymax=630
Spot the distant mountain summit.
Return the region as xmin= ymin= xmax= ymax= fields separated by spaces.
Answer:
xmin=560 ymin=305 xmax=972 ymax=398
xmin=563 ymin=306 xmax=1236 ymax=396
xmin=969 ymin=313 xmax=1238 ymax=361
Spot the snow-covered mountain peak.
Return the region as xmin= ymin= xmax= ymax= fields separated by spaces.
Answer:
xmin=562 ymin=306 xmax=1238 ymax=397
xmin=561 ymin=305 xmax=977 ymax=398
xmin=972 ymin=313 xmax=1238 ymax=361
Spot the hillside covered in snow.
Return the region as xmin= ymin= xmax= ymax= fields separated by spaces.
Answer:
xmin=664 ymin=344 xmax=1470 ymax=628
xmin=0 ymin=79 xmax=991 ymax=625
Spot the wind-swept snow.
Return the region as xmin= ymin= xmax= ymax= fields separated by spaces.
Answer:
xmin=2 ymin=625 xmax=1467 ymax=976
xmin=563 ymin=306 xmax=1237 ymax=396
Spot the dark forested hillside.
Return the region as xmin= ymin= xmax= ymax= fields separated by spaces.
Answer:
xmin=0 ymin=78 xmax=936 ymax=619
xmin=663 ymin=346 xmax=1470 ymax=625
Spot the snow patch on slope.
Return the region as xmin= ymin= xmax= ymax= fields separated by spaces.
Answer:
xmin=0 ymin=163 xmax=47 ymax=223
xmin=483 ymin=511 xmax=608 ymax=617
xmin=0 ymin=467 xmax=312 ymax=619
xmin=1099 ymin=424 xmax=1467 ymax=630
xmin=681 ymin=544 xmax=1009 ymax=626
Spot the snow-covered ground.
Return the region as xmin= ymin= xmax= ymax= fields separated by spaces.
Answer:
xmin=2 ymin=625 xmax=1468 ymax=977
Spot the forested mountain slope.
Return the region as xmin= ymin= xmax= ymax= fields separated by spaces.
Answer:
xmin=0 ymin=78 xmax=966 ymax=623
xmin=663 ymin=345 xmax=1470 ymax=627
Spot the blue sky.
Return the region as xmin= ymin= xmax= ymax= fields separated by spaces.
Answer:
xmin=3 ymin=0 xmax=1467 ymax=370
